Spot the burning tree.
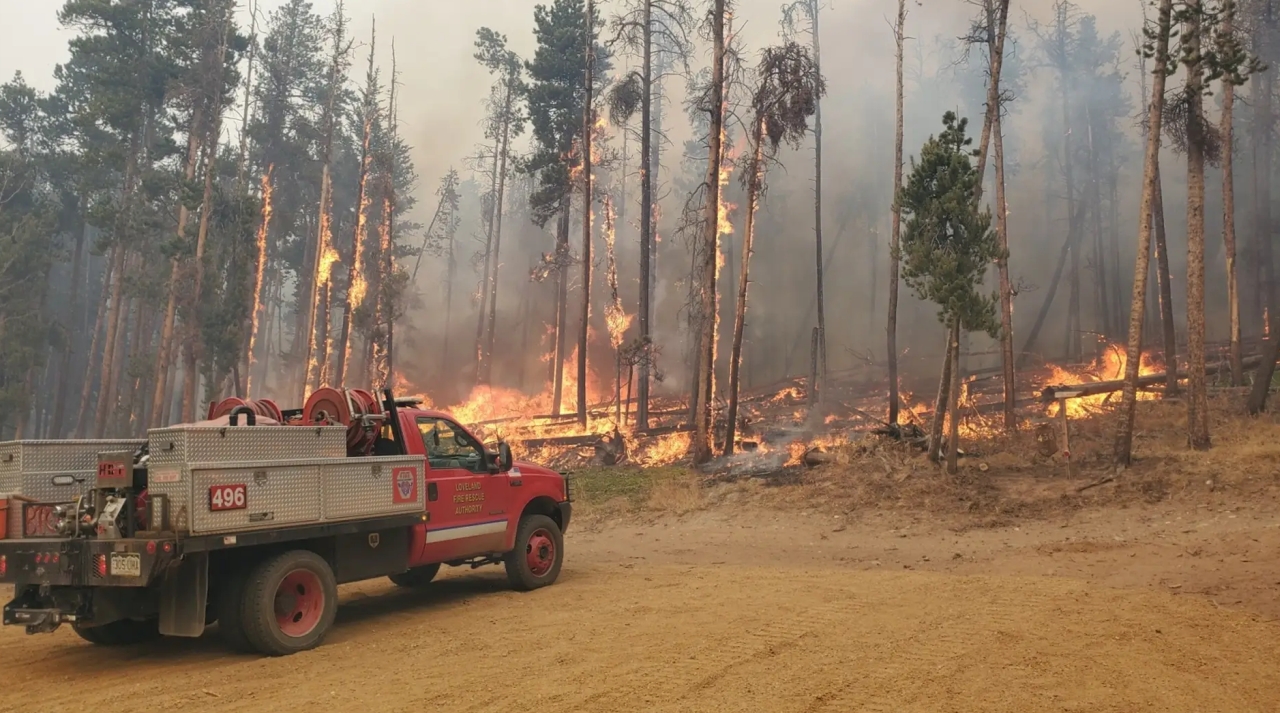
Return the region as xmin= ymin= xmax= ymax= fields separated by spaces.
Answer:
xmin=722 ymin=41 xmax=824 ymax=456
xmin=896 ymin=112 xmax=1002 ymax=475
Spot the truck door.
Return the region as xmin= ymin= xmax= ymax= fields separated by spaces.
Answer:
xmin=414 ymin=416 xmax=507 ymax=561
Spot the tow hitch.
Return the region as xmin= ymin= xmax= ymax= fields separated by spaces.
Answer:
xmin=3 ymin=606 xmax=70 ymax=634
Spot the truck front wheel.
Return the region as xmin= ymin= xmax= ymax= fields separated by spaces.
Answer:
xmin=240 ymin=550 xmax=338 ymax=656
xmin=504 ymin=514 xmax=564 ymax=591
xmin=72 ymin=618 xmax=161 ymax=646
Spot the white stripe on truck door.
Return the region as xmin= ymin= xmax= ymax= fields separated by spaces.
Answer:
xmin=424 ymin=518 xmax=507 ymax=544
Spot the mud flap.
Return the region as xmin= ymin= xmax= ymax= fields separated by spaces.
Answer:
xmin=159 ymin=552 xmax=208 ymax=637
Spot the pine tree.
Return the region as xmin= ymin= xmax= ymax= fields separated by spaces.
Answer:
xmin=896 ymin=112 xmax=1002 ymax=474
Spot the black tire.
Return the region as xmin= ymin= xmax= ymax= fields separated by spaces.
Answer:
xmin=72 ymin=618 xmax=161 ymax=646
xmin=504 ymin=514 xmax=564 ymax=591
xmin=389 ymin=563 xmax=441 ymax=588
xmin=215 ymin=565 xmax=253 ymax=653
xmin=240 ymin=550 xmax=338 ymax=657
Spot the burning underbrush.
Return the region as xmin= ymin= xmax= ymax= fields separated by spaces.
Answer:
xmin=396 ymin=338 xmax=1262 ymax=506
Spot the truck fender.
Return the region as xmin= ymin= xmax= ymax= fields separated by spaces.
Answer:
xmin=159 ymin=551 xmax=208 ymax=638
xmin=505 ymin=496 xmax=563 ymax=551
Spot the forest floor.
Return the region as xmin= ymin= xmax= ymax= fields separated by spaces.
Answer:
xmin=2 ymin=398 xmax=1279 ymax=711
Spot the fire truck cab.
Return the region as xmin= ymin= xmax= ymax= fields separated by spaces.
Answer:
xmin=0 ymin=390 xmax=571 ymax=657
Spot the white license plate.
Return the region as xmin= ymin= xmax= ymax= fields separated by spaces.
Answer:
xmin=109 ymin=553 xmax=141 ymax=577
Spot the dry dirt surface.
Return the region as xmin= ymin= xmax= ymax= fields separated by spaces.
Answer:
xmin=2 ymin=501 xmax=1280 ymax=713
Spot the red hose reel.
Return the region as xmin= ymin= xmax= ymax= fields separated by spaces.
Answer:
xmin=206 ymin=397 xmax=284 ymax=423
xmin=302 ymin=388 xmax=385 ymax=454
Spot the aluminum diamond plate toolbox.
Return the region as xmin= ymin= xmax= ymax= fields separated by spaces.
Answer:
xmin=188 ymin=462 xmax=323 ymax=534
xmin=322 ymin=456 xmax=426 ymax=521
xmin=147 ymin=425 xmax=346 ymax=523
xmin=0 ymin=440 xmax=146 ymax=501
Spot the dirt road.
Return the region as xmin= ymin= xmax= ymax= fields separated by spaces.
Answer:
xmin=2 ymin=502 xmax=1278 ymax=712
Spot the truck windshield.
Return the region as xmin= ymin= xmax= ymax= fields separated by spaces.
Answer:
xmin=416 ymin=418 xmax=487 ymax=473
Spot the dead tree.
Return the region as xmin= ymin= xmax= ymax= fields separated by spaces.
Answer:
xmin=722 ymin=42 xmax=824 ymax=456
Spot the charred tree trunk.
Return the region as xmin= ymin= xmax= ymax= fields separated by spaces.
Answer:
xmin=946 ymin=319 xmax=962 ymax=475
xmin=692 ymin=0 xmax=726 ymax=464
xmin=723 ymin=117 xmax=765 ymax=456
xmin=930 ymin=326 xmax=955 ymax=464
xmin=1115 ymin=0 xmax=1173 ymax=467
xmin=245 ymin=167 xmax=273 ymax=397
xmin=637 ymin=0 xmax=654 ymax=431
xmin=300 ymin=9 xmax=347 ymax=402
xmin=337 ymin=38 xmax=377 ymax=388
xmin=182 ymin=113 xmax=222 ymax=423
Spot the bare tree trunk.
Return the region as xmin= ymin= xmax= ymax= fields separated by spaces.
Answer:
xmin=94 ymin=245 xmax=128 ymax=437
xmin=1247 ymin=10 xmax=1277 ymax=413
xmin=483 ymin=90 xmax=514 ymax=383
xmin=1221 ymin=21 xmax=1243 ymax=386
xmin=1115 ymin=0 xmax=1172 ymax=467
xmin=1018 ymin=199 xmax=1087 ymax=364
xmin=1152 ymin=166 xmax=1179 ymax=394
xmin=811 ymin=0 xmax=827 ymax=388
xmin=1183 ymin=3 xmax=1211 ymax=451
xmin=723 ymin=117 xmax=764 ymax=456
xmin=578 ymin=0 xmax=595 ymax=427
xmin=637 ymin=0 xmax=654 ymax=431
xmin=552 ymin=202 xmax=570 ymax=415
xmin=474 ymin=143 xmax=499 ymax=382
xmin=888 ymin=0 xmax=906 ymax=426
xmin=692 ymin=0 xmax=726 ymax=463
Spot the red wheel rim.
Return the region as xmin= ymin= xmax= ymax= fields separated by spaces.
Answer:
xmin=274 ymin=569 xmax=324 ymax=638
xmin=526 ymin=528 xmax=556 ymax=577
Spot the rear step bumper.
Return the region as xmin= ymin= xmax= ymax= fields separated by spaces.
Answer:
xmin=2 ymin=606 xmax=71 ymax=634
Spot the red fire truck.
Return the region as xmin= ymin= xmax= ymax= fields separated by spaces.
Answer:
xmin=0 ymin=388 xmax=571 ymax=656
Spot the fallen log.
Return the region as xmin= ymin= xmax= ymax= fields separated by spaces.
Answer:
xmin=1040 ymin=355 xmax=1264 ymax=403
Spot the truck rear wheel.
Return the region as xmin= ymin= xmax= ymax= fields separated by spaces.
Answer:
xmin=240 ymin=550 xmax=338 ymax=656
xmin=72 ymin=618 xmax=161 ymax=646
xmin=504 ymin=514 xmax=564 ymax=591
xmin=389 ymin=563 xmax=440 ymax=588
xmin=215 ymin=566 xmax=253 ymax=652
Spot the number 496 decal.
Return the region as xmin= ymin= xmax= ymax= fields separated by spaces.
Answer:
xmin=209 ymin=483 xmax=247 ymax=511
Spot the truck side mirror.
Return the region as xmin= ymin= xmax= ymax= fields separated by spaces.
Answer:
xmin=498 ymin=442 xmax=514 ymax=471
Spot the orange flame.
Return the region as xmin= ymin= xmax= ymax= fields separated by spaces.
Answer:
xmin=602 ymin=195 xmax=632 ymax=348
xmin=246 ymin=164 xmax=273 ymax=398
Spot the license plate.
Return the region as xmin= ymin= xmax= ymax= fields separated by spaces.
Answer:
xmin=109 ymin=553 xmax=141 ymax=577
xmin=209 ymin=484 xmax=247 ymax=511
